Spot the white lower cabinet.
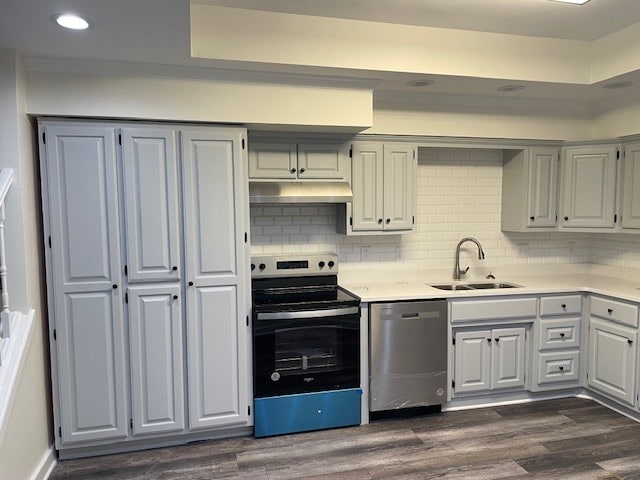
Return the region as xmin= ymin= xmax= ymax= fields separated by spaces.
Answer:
xmin=588 ymin=317 xmax=637 ymax=406
xmin=128 ymin=285 xmax=184 ymax=435
xmin=453 ymin=327 xmax=526 ymax=395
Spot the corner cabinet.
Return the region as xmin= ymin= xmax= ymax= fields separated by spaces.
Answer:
xmin=560 ymin=145 xmax=618 ymax=229
xmin=338 ymin=142 xmax=416 ymax=235
xmin=501 ymin=147 xmax=559 ymax=232
xmin=39 ymin=120 xmax=251 ymax=454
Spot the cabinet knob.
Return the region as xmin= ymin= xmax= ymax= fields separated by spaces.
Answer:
xmin=487 ymin=338 xmax=492 ymax=343
xmin=290 ymin=168 xmax=297 ymax=174
xmin=561 ymin=304 xmax=567 ymax=309
xmin=564 ymin=216 xmax=569 ymax=221
xmin=328 ymin=261 xmax=335 ymax=268
xmin=386 ymin=218 xmax=391 ymax=224
xmin=173 ymin=295 xmax=178 ymax=300
xmin=559 ymin=366 xmax=564 ymax=371
xmin=378 ymin=218 xmax=383 ymax=224
xmin=299 ymin=168 xmax=305 ymax=173
xmin=495 ymin=338 xmax=500 ymax=342
xmin=608 ymin=308 xmax=614 ymax=314
xmin=629 ymin=339 xmax=634 ymax=345
xmin=112 ymin=284 xmax=118 ymax=289
xmin=318 ymin=261 xmax=325 ymax=268
xmin=530 ymin=216 xmax=535 ymax=221
xmin=188 ymin=281 xmax=194 ymax=287
xmin=172 ymin=266 xmax=178 ymax=271
xmin=560 ymin=333 xmax=565 ymax=338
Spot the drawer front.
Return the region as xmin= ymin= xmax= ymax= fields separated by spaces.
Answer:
xmin=591 ymin=296 xmax=639 ymax=328
xmin=536 ymin=350 xmax=580 ymax=386
xmin=538 ymin=318 xmax=581 ymax=350
xmin=451 ymin=297 xmax=537 ymax=323
xmin=540 ymin=295 xmax=582 ymax=317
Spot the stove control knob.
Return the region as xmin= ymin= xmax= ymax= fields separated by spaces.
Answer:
xmin=328 ymin=261 xmax=335 ymax=268
xmin=318 ymin=261 xmax=325 ymax=268
xmin=251 ymin=263 xmax=255 ymax=271
xmin=259 ymin=263 xmax=266 ymax=270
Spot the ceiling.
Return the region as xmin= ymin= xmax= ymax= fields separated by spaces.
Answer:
xmin=2 ymin=0 xmax=640 ymax=111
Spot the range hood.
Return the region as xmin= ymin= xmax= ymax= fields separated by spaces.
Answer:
xmin=249 ymin=181 xmax=353 ymax=204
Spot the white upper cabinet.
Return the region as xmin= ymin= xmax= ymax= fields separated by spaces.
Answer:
xmin=248 ymin=141 xmax=349 ymax=180
xmin=560 ymin=145 xmax=618 ymax=229
xmin=41 ymin=123 xmax=128 ymax=444
xmin=181 ymin=128 xmax=249 ymax=430
xmin=622 ymin=141 xmax=640 ymax=230
xmin=345 ymin=142 xmax=416 ymax=234
xmin=501 ymin=147 xmax=559 ymax=232
xmin=121 ymin=128 xmax=181 ymax=282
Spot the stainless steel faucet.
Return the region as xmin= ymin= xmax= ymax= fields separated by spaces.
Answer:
xmin=454 ymin=237 xmax=485 ymax=280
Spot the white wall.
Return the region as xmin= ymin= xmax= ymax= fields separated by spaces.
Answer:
xmin=0 ymin=49 xmax=52 ymax=480
xmin=250 ymin=148 xmax=593 ymax=274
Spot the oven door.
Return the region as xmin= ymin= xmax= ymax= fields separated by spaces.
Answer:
xmin=253 ymin=306 xmax=360 ymax=398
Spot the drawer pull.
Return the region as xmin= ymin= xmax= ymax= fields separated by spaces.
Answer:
xmin=560 ymin=333 xmax=565 ymax=338
xmin=558 ymin=366 xmax=564 ymax=371
xmin=608 ymin=308 xmax=614 ymax=314
xmin=629 ymin=339 xmax=634 ymax=345
xmin=561 ymin=304 xmax=566 ymax=309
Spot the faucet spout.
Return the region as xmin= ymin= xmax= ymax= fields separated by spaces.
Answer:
xmin=454 ymin=237 xmax=486 ymax=280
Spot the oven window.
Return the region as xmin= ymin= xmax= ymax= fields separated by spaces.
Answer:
xmin=275 ymin=326 xmax=339 ymax=375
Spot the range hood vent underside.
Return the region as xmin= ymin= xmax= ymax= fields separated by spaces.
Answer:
xmin=249 ymin=181 xmax=353 ymax=204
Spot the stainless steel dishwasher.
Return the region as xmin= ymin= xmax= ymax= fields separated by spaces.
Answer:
xmin=369 ymin=300 xmax=447 ymax=411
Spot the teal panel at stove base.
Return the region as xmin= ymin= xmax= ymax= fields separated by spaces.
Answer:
xmin=254 ymin=388 xmax=362 ymax=437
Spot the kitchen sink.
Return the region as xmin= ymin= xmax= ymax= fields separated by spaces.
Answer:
xmin=431 ymin=282 xmax=520 ymax=290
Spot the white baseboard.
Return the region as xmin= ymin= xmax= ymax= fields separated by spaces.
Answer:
xmin=32 ymin=446 xmax=56 ymax=480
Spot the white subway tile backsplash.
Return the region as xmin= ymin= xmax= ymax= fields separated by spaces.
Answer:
xmin=249 ymin=147 xmax=640 ymax=271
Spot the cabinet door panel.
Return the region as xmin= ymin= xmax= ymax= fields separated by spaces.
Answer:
xmin=57 ymin=292 xmax=127 ymax=443
xmin=122 ymin=128 xmax=181 ymax=282
xmin=297 ymin=143 xmax=345 ymax=179
xmin=383 ymin=144 xmax=415 ymax=231
xmin=351 ymin=143 xmax=384 ymax=231
xmin=562 ymin=147 xmax=616 ymax=228
xmin=527 ymin=148 xmax=557 ymax=228
xmin=588 ymin=318 xmax=637 ymax=405
xmin=622 ymin=141 xmax=640 ymax=229
xmin=187 ymin=286 xmax=247 ymax=429
xmin=491 ymin=327 xmax=526 ymax=390
xmin=248 ymin=142 xmax=297 ymax=179
xmin=129 ymin=285 xmax=184 ymax=435
xmin=454 ymin=330 xmax=491 ymax=394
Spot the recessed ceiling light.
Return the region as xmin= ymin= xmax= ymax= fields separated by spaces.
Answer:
xmin=548 ymin=0 xmax=590 ymax=4
xmin=406 ymin=79 xmax=435 ymax=87
xmin=51 ymin=13 xmax=91 ymax=30
xmin=602 ymin=81 xmax=633 ymax=90
xmin=497 ymin=85 xmax=525 ymax=93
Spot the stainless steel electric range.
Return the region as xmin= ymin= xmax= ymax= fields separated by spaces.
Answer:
xmin=251 ymin=253 xmax=362 ymax=437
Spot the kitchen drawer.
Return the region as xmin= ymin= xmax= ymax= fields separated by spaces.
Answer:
xmin=539 ymin=295 xmax=582 ymax=317
xmin=450 ymin=297 xmax=536 ymax=323
xmin=536 ymin=350 xmax=580 ymax=386
xmin=538 ymin=318 xmax=581 ymax=350
xmin=591 ymin=296 xmax=638 ymax=328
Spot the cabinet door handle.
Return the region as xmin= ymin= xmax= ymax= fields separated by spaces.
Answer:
xmin=495 ymin=338 xmax=500 ymax=343
xmin=378 ymin=218 xmax=383 ymax=224
xmin=559 ymin=366 xmax=564 ymax=371
xmin=487 ymin=338 xmax=492 ymax=343
xmin=172 ymin=266 xmax=178 ymax=271
xmin=560 ymin=333 xmax=565 ymax=338
xmin=561 ymin=304 xmax=567 ymax=309
xmin=112 ymin=284 xmax=118 ymax=289
xmin=564 ymin=216 xmax=569 ymax=221
xmin=188 ymin=281 xmax=194 ymax=287
xmin=290 ymin=168 xmax=297 ymax=174
xmin=530 ymin=216 xmax=535 ymax=221
xmin=386 ymin=218 xmax=391 ymax=224
xmin=299 ymin=168 xmax=305 ymax=173
xmin=629 ymin=339 xmax=634 ymax=345
xmin=608 ymin=308 xmax=614 ymax=314
xmin=173 ymin=295 xmax=178 ymax=300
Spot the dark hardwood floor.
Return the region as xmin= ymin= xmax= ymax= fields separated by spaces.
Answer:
xmin=50 ymin=398 xmax=640 ymax=479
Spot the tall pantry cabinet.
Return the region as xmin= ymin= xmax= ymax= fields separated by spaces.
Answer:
xmin=39 ymin=120 xmax=251 ymax=454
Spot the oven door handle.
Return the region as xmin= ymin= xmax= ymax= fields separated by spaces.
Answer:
xmin=256 ymin=306 xmax=359 ymax=321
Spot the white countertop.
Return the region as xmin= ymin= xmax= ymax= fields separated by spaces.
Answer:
xmin=339 ymin=264 xmax=640 ymax=303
